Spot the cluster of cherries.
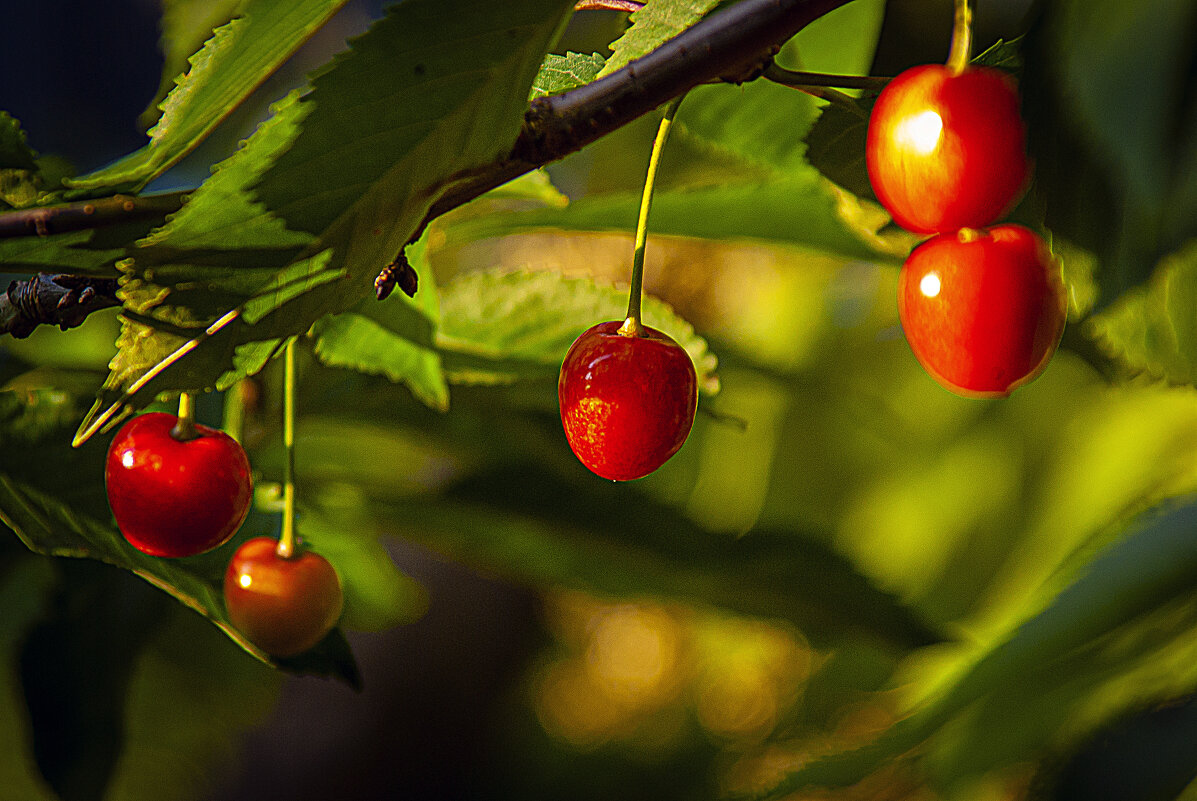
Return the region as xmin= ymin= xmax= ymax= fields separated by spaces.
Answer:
xmin=105 ymin=410 xmax=343 ymax=659
xmin=101 ymin=30 xmax=1069 ymax=663
xmin=556 ymin=52 xmax=1069 ymax=484
xmin=866 ymin=62 xmax=1067 ymax=397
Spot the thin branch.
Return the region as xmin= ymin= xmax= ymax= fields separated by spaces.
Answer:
xmin=0 ymin=273 xmax=120 ymax=338
xmin=762 ymin=63 xmax=891 ymax=90
xmin=0 ymin=192 xmax=185 ymax=240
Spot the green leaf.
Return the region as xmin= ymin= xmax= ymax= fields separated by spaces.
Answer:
xmin=531 ymin=51 xmax=606 ymax=98
xmin=395 ymin=464 xmax=943 ymax=651
xmin=0 ymin=231 xmax=130 ymax=277
xmin=1087 ymin=240 xmax=1197 ymax=386
xmin=310 ymin=235 xmax=449 ymax=411
xmin=755 ymin=496 xmax=1197 ymax=797
xmin=68 ymin=0 xmax=350 ymax=191
xmin=446 ymin=174 xmax=905 ymax=263
xmin=597 ymin=0 xmax=720 ymax=78
xmin=436 ymin=268 xmax=719 ymax=392
xmin=78 ymin=0 xmax=575 ymax=442
xmin=139 ymin=0 xmax=245 ymax=131
xmin=0 ymin=112 xmax=38 ymax=171
xmin=0 ymin=389 xmax=358 ymax=684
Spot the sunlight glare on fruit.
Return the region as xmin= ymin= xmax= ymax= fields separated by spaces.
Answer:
xmin=239 ymin=573 xmax=252 ymax=589
xmin=919 ymin=272 xmax=942 ymax=298
xmin=894 ymin=110 xmax=943 ymax=155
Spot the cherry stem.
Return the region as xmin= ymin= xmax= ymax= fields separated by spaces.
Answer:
xmin=762 ymin=63 xmax=890 ymax=90
xmin=170 ymin=392 xmax=200 ymax=442
xmin=622 ymin=94 xmax=685 ymax=337
xmin=277 ymin=338 xmax=297 ymax=560
xmin=946 ymin=0 xmax=974 ymax=75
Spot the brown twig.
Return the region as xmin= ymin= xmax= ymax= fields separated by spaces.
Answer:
xmin=0 ymin=273 xmax=120 ymax=337
xmin=0 ymin=192 xmax=185 ymax=240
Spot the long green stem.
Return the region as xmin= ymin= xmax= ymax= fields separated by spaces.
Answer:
xmin=946 ymin=0 xmax=974 ymax=74
xmin=277 ymin=338 xmax=297 ymax=560
xmin=170 ymin=392 xmax=199 ymax=441
xmin=620 ymin=95 xmax=685 ymax=337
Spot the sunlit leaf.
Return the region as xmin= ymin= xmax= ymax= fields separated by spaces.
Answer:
xmin=531 ymin=51 xmax=606 ymax=98
xmin=69 ymin=0 xmax=350 ymax=192
xmin=597 ymin=0 xmax=719 ymax=78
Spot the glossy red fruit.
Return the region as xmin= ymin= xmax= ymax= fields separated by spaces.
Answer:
xmin=899 ymin=224 xmax=1066 ymax=397
xmin=866 ymin=64 xmax=1030 ymax=234
xmin=105 ymin=412 xmax=253 ymax=557
xmin=559 ymin=321 xmax=698 ymax=481
xmin=223 ymin=537 xmax=344 ymax=658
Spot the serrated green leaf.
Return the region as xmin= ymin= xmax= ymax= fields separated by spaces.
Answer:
xmin=0 ymin=390 xmax=357 ymax=684
xmin=310 ymin=235 xmax=449 ymax=410
xmin=139 ymin=0 xmax=245 ymax=131
xmin=68 ymin=0 xmax=350 ymax=191
xmin=436 ymin=268 xmax=719 ymax=392
xmin=677 ymin=80 xmax=824 ymax=177
xmin=78 ymin=0 xmax=575 ymax=442
xmin=756 ymin=497 xmax=1197 ymax=797
xmin=1086 ymin=240 xmax=1197 ymax=386
xmin=0 ymin=231 xmax=129 ymax=277
xmin=531 ymin=51 xmax=606 ymax=98
xmin=597 ymin=0 xmax=720 ymax=78
xmin=76 ymin=92 xmax=327 ymax=438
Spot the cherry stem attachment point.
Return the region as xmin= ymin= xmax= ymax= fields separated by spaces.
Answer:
xmin=946 ymin=0 xmax=974 ymax=75
xmin=170 ymin=392 xmax=200 ymax=442
xmin=623 ymin=94 xmax=685 ymax=337
xmin=277 ymin=338 xmax=297 ymax=560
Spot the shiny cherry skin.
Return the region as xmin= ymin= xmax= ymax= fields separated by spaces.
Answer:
xmin=899 ymin=225 xmax=1066 ymax=397
xmin=223 ymin=537 xmax=344 ymax=658
xmin=866 ymin=64 xmax=1030 ymax=234
xmin=105 ymin=412 xmax=253 ymax=557
xmin=559 ymin=321 xmax=698 ymax=481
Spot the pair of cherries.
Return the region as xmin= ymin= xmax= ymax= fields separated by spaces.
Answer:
xmin=105 ymin=412 xmax=342 ymax=658
xmin=867 ymin=64 xmax=1067 ymax=397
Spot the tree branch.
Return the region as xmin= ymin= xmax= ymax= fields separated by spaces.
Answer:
xmin=379 ymin=0 xmax=854 ymax=297
xmin=0 ymin=274 xmax=120 ymax=338
xmin=0 ymin=193 xmax=184 ymax=240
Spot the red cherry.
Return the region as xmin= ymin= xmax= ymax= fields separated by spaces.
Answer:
xmin=898 ymin=225 xmax=1066 ymax=397
xmin=559 ymin=321 xmax=698 ymax=481
xmin=105 ymin=412 xmax=253 ymax=557
xmin=223 ymin=537 xmax=344 ymax=658
xmin=866 ymin=64 xmax=1030 ymax=234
